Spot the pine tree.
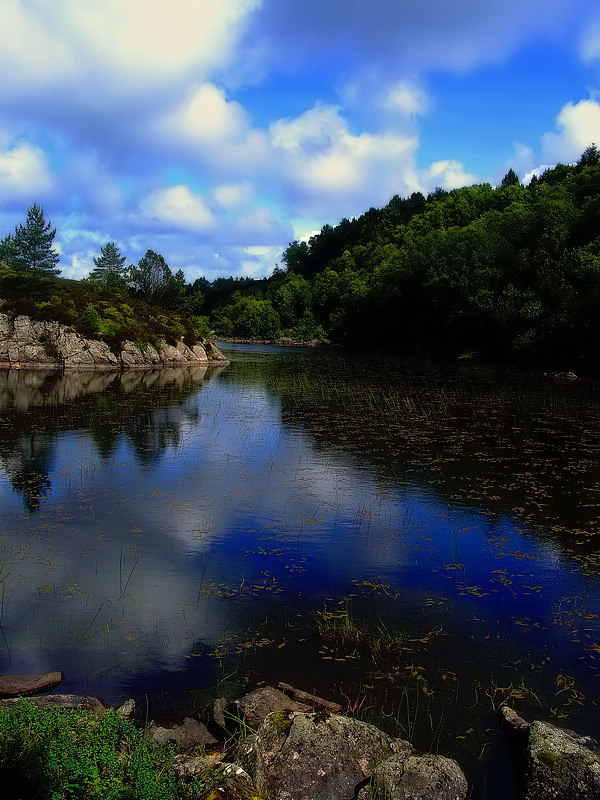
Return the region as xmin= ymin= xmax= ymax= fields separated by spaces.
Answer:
xmin=89 ymin=242 xmax=128 ymax=286
xmin=0 ymin=234 xmax=17 ymax=267
xmin=501 ymin=168 xmax=520 ymax=187
xmin=12 ymin=204 xmax=60 ymax=275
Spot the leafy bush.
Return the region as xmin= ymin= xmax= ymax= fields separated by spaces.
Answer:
xmin=0 ymin=703 xmax=181 ymax=800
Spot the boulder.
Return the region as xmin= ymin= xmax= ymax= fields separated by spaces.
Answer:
xmin=176 ymin=761 xmax=255 ymax=799
xmin=358 ymin=752 xmax=468 ymax=800
xmin=235 ymin=710 xmax=407 ymax=800
xmin=213 ymin=697 xmax=228 ymax=728
xmin=147 ymin=716 xmax=218 ymax=752
xmin=235 ymin=686 xmax=310 ymax=730
xmin=0 ymin=671 xmax=64 ymax=698
xmin=524 ymin=720 xmax=600 ymax=800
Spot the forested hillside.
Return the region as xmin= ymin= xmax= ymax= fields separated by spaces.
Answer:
xmin=206 ymin=147 xmax=600 ymax=365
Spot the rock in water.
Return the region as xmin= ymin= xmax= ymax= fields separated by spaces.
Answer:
xmin=235 ymin=710 xmax=407 ymax=800
xmin=524 ymin=720 xmax=600 ymax=800
xmin=358 ymin=753 xmax=468 ymax=800
xmin=277 ymin=682 xmax=343 ymax=713
xmin=235 ymin=687 xmax=310 ymax=729
xmin=0 ymin=672 xmax=64 ymax=697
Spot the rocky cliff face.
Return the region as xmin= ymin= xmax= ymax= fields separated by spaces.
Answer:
xmin=0 ymin=313 xmax=228 ymax=369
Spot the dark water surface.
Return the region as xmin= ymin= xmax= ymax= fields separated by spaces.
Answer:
xmin=1 ymin=345 xmax=599 ymax=798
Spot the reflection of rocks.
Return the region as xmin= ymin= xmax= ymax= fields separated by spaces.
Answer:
xmin=0 ymin=312 xmax=227 ymax=369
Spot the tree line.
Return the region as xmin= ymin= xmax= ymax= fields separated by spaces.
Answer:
xmin=2 ymin=145 xmax=600 ymax=364
xmin=206 ymin=146 xmax=600 ymax=365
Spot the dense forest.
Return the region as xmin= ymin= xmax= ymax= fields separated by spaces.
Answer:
xmin=1 ymin=146 xmax=600 ymax=364
xmin=203 ymin=145 xmax=600 ymax=366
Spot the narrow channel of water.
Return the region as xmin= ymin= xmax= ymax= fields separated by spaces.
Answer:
xmin=0 ymin=345 xmax=598 ymax=799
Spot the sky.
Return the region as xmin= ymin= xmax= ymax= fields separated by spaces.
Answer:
xmin=1 ymin=0 xmax=600 ymax=282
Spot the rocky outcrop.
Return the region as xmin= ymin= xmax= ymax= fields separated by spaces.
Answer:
xmin=357 ymin=753 xmax=468 ymax=800
xmin=0 ymin=312 xmax=228 ymax=369
xmin=235 ymin=711 xmax=410 ymax=800
xmin=234 ymin=686 xmax=311 ymax=729
xmin=501 ymin=707 xmax=600 ymax=800
xmin=147 ymin=717 xmax=218 ymax=752
xmin=0 ymin=694 xmax=105 ymax=716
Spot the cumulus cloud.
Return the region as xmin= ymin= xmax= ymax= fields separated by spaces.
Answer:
xmin=212 ymin=182 xmax=253 ymax=208
xmin=422 ymin=159 xmax=478 ymax=191
xmin=139 ymin=185 xmax=216 ymax=232
xmin=542 ymin=99 xmax=600 ymax=163
xmin=156 ymin=83 xmax=268 ymax=172
xmin=0 ymin=140 xmax=54 ymax=204
xmin=0 ymin=0 xmax=257 ymax=98
xmin=270 ymin=103 xmax=421 ymax=217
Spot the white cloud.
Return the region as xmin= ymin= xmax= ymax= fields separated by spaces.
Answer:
xmin=581 ymin=18 xmax=600 ymax=62
xmin=157 ymin=83 xmax=268 ymax=170
xmin=0 ymin=141 xmax=54 ymax=203
xmin=139 ymin=185 xmax=216 ymax=232
xmin=386 ymin=81 xmax=430 ymax=115
xmin=270 ymin=104 xmax=421 ymax=215
xmin=542 ymin=99 xmax=600 ymax=163
xmin=422 ymin=160 xmax=478 ymax=190
xmin=212 ymin=182 xmax=253 ymax=208
xmin=0 ymin=0 xmax=258 ymax=97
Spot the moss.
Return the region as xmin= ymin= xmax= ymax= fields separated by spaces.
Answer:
xmin=538 ymin=748 xmax=560 ymax=767
xmin=271 ymin=709 xmax=293 ymax=735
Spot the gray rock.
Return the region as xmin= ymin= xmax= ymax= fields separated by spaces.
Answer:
xmin=174 ymin=760 xmax=255 ymax=798
xmin=235 ymin=686 xmax=310 ymax=730
xmin=360 ymin=752 xmax=468 ymax=800
xmin=278 ymin=682 xmax=343 ymax=713
xmin=524 ymin=720 xmax=600 ymax=800
xmin=147 ymin=716 xmax=218 ymax=752
xmin=116 ymin=698 xmax=135 ymax=718
xmin=236 ymin=710 xmax=407 ymax=800
xmin=0 ymin=312 xmax=226 ymax=369
xmin=213 ymin=697 xmax=228 ymax=728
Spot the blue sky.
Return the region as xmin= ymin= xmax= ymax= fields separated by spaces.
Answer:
xmin=1 ymin=0 xmax=600 ymax=281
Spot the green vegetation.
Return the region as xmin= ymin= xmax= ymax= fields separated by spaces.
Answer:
xmin=0 ymin=702 xmax=263 ymax=800
xmin=0 ymin=206 xmax=209 ymax=349
xmin=204 ymin=145 xmax=600 ymax=363
xmin=0 ymin=702 xmax=181 ymax=800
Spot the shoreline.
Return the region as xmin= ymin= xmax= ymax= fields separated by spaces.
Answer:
xmin=217 ymin=336 xmax=330 ymax=347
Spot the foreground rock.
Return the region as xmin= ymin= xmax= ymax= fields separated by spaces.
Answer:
xmin=502 ymin=707 xmax=600 ymax=800
xmin=0 ymin=312 xmax=228 ymax=369
xmin=0 ymin=671 xmax=64 ymax=697
xmin=147 ymin=717 xmax=217 ymax=752
xmin=235 ymin=686 xmax=310 ymax=729
xmin=235 ymin=710 xmax=408 ymax=800
xmin=358 ymin=753 xmax=468 ymax=800
xmin=0 ymin=693 xmax=105 ymax=715
xmin=177 ymin=761 xmax=255 ymax=799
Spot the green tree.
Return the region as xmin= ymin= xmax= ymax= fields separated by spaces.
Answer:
xmin=0 ymin=234 xmax=17 ymax=267
xmin=89 ymin=242 xmax=128 ymax=287
xmin=576 ymin=144 xmax=600 ymax=169
xmin=12 ymin=203 xmax=60 ymax=275
xmin=501 ymin=169 xmax=520 ymax=187
xmin=129 ymin=250 xmax=171 ymax=299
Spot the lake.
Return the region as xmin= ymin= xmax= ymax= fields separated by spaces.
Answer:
xmin=0 ymin=344 xmax=599 ymax=799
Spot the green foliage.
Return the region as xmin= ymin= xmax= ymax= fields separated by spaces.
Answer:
xmin=213 ymin=296 xmax=281 ymax=339
xmin=11 ymin=204 xmax=60 ymax=275
xmin=204 ymin=147 xmax=600 ymax=363
xmin=89 ymin=242 xmax=129 ymax=288
xmin=0 ymin=703 xmax=181 ymax=800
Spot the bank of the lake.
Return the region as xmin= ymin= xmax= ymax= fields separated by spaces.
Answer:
xmin=0 ymin=344 xmax=598 ymax=800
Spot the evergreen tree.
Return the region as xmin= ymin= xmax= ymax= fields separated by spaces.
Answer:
xmin=0 ymin=234 xmax=17 ymax=267
xmin=12 ymin=204 xmax=60 ymax=275
xmin=129 ymin=250 xmax=171 ymax=299
xmin=576 ymin=143 xmax=600 ymax=169
xmin=500 ymin=168 xmax=520 ymax=187
xmin=89 ymin=242 xmax=128 ymax=287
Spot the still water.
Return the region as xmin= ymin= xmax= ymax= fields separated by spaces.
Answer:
xmin=0 ymin=344 xmax=599 ymax=798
